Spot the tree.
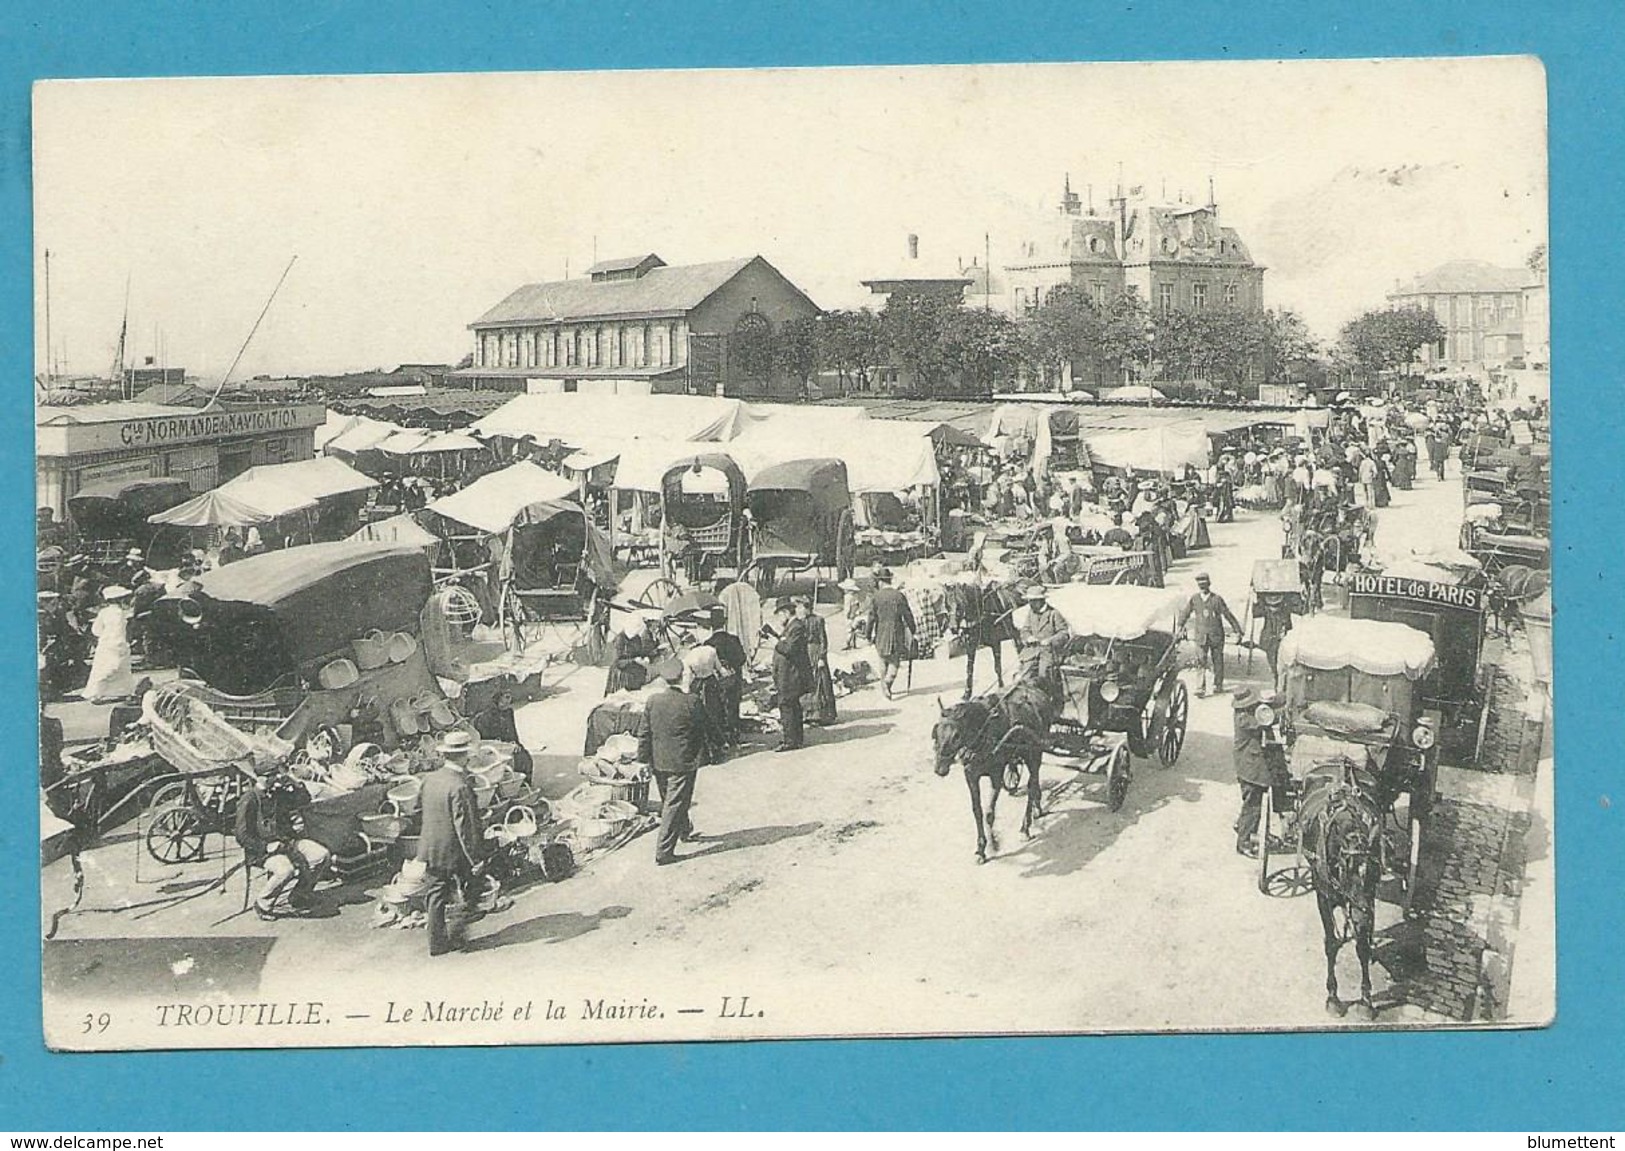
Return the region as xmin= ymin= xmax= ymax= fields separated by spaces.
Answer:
xmin=1336 ymin=305 xmax=1445 ymax=382
xmin=1095 ymin=288 xmax=1153 ymax=386
xmin=1260 ymin=307 xmax=1319 ymax=383
xmin=815 ymin=309 xmax=885 ymax=395
xmin=880 ymin=292 xmax=957 ymax=395
xmin=1526 ymin=242 xmax=1547 ymax=282
xmin=773 ymin=314 xmax=820 ymax=399
xmin=1023 ymin=284 xmax=1102 ymax=389
xmin=943 ymin=307 xmax=1023 ymax=397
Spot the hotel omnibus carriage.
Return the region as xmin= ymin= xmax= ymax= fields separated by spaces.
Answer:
xmin=1256 ymin=615 xmax=1441 ymax=912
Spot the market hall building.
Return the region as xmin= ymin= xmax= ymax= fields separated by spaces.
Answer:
xmin=456 ymin=253 xmax=820 ymax=400
xmin=35 ymin=400 xmax=327 ymax=518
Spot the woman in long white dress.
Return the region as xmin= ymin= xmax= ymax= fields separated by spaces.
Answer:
xmin=84 ymin=585 xmax=137 ymax=703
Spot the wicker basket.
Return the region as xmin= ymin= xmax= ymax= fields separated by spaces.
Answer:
xmin=602 ymin=775 xmax=651 ymax=810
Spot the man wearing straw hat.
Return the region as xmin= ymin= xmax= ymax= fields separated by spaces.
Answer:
xmin=417 ymin=730 xmax=488 ymax=955
xmin=637 ymin=657 xmax=713 ymax=865
xmin=1232 ymin=687 xmax=1288 ymax=857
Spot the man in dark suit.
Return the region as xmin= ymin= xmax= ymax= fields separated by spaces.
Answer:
xmin=864 ymin=568 xmax=916 ymax=700
xmin=415 ymin=731 xmax=487 ymax=955
xmin=636 ymin=658 xmax=715 ymax=865
xmin=1178 ymin=571 xmax=1245 ymax=696
xmin=767 ymin=598 xmax=813 ymax=750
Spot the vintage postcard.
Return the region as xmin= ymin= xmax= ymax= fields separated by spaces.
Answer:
xmin=35 ymin=58 xmax=1553 ymax=1050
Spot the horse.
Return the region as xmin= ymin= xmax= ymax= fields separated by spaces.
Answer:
xmin=930 ymin=679 xmax=1057 ymax=863
xmin=1297 ymin=762 xmax=1385 ymax=1019
xmin=942 ymin=579 xmax=1021 ymax=700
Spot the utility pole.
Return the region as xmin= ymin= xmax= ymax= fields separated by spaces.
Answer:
xmin=984 ymin=232 xmax=991 ymax=312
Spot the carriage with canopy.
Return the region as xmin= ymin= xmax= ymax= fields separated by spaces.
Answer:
xmin=1255 ymin=615 xmax=1441 ymax=911
xmin=658 ymin=452 xmax=750 ymax=587
xmin=424 ymin=461 xmax=618 ymax=645
xmin=1041 ymin=584 xmax=1191 ymax=811
xmin=1347 ymin=561 xmax=1491 ymax=763
xmin=742 ymin=458 xmax=856 ymax=590
xmin=67 ymin=476 xmax=196 ymax=570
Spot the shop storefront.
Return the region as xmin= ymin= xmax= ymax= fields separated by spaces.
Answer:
xmin=36 ymin=401 xmax=327 ymax=519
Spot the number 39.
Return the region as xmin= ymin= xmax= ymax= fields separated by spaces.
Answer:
xmin=81 ymin=1012 xmax=111 ymax=1034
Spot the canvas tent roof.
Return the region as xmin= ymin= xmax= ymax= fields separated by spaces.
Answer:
xmin=325 ymin=416 xmax=404 ymax=454
xmin=1045 ymin=585 xmax=1184 ymax=640
xmin=347 ymin=512 xmax=440 ymax=548
xmin=426 ymin=460 xmax=578 ymax=534
xmin=471 ymin=393 xmax=752 ymax=446
xmin=314 ymin=410 xmax=359 ymax=451
xmin=149 ymin=486 xmax=310 ymax=527
xmin=415 ymin=431 xmax=486 ymax=454
xmin=224 ymin=457 xmax=377 ymax=506
xmin=1084 ymin=423 xmax=1211 ymax=473
xmin=377 ymin=429 xmax=436 ymax=455
xmin=1279 ymin=615 xmax=1436 ymax=680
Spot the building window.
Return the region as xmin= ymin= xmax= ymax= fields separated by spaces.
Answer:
xmin=1091 ymin=282 xmax=1106 ymax=306
xmin=1159 ymin=283 xmax=1174 ymax=313
xmin=1192 ymin=283 xmax=1207 ymax=310
xmin=1223 ymin=283 xmax=1238 ymax=306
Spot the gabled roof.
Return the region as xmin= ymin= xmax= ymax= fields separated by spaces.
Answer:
xmin=472 ymin=256 xmax=761 ymax=328
xmin=1391 ymin=260 xmax=1529 ymax=296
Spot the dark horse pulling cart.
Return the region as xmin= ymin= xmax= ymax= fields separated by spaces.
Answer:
xmin=1258 ymin=615 xmax=1440 ymax=1019
xmin=929 ymin=584 xmax=1189 ymax=863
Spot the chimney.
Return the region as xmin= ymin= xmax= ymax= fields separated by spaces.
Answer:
xmin=907 ymin=234 xmax=919 ymax=260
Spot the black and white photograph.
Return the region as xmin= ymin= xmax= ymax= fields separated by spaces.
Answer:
xmin=34 ymin=58 xmax=1553 ymax=1051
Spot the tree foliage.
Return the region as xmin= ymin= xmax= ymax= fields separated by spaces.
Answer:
xmin=1335 ymin=305 xmax=1445 ymax=380
xmin=813 ymin=308 xmax=885 ymax=395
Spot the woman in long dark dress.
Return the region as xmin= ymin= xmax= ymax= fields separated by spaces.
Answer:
xmin=796 ymin=599 xmax=838 ymax=725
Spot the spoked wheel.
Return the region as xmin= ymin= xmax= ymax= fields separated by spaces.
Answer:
xmin=145 ymin=802 xmax=207 ymax=864
xmin=1256 ymin=788 xmax=1273 ymax=893
xmin=145 ymin=779 xmax=188 ymax=813
xmin=1105 ymin=743 xmax=1131 ymax=812
xmin=635 ymin=577 xmax=681 ymax=613
xmin=1158 ymin=679 xmax=1189 ymax=766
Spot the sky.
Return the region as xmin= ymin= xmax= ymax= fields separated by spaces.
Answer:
xmin=33 ymin=57 xmax=1547 ymax=381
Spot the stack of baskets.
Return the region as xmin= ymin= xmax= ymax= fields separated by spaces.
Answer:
xmin=577 ymin=731 xmax=651 ymax=809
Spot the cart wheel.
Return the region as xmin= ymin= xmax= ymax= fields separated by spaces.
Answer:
xmin=145 ymin=803 xmax=207 ymax=864
xmin=1403 ymin=814 xmax=1424 ymax=915
xmin=1105 ymin=743 xmax=1131 ymax=812
xmin=636 ymin=578 xmax=681 ymax=612
xmin=1128 ymin=690 xmax=1154 ymax=758
xmin=1257 ymin=788 xmax=1273 ymax=893
xmin=1158 ymin=679 xmax=1189 ymax=766
xmin=146 ymin=780 xmax=188 ymax=813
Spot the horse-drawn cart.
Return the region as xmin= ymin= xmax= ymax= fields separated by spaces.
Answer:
xmin=1257 ymin=615 xmax=1441 ymax=911
xmin=1044 ymin=585 xmax=1190 ymax=811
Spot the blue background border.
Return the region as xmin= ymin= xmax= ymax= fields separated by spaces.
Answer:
xmin=3 ymin=1 xmax=1618 ymax=1131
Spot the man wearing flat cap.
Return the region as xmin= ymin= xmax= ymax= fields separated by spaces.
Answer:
xmin=637 ymin=657 xmax=715 ymax=864
xmin=1231 ymin=688 xmax=1286 ymax=857
xmin=1178 ymin=572 xmax=1243 ymax=697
